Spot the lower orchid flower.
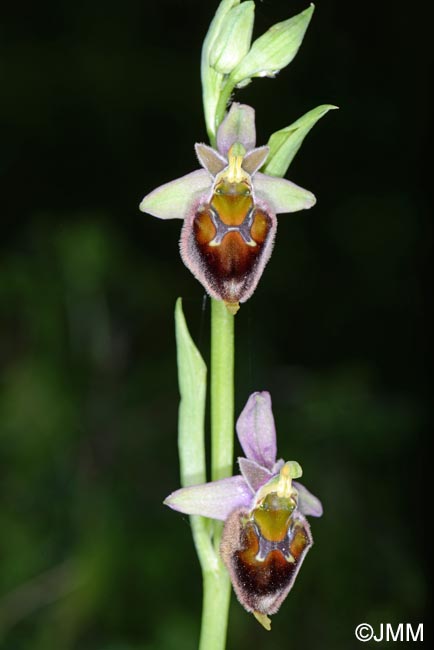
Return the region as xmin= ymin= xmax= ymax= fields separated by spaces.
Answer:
xmin=140 ymin=103 xmax=316 ymax=314
xmin=164 ymin=391 xmax=322 ymax=629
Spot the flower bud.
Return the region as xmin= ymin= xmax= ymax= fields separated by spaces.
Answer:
xmin=201 ymin=0 xmax=241 ymax=140
xmin=209 ymin=1 xmax=255 ymax=74
xmin=231 ymin=4 xmax=314 ymax=87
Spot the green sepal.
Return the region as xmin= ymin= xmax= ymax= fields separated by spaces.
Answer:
xmin=139 ymin=170 xmax=210 ymax=220
xmin=263 ymin=104 xmax=338 ymax=178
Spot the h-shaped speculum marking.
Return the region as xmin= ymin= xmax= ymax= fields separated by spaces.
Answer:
xmin=254 ymin=523 xmax=296 ymax=564
xmin=208 ymin=206 xmax=257 ymax=247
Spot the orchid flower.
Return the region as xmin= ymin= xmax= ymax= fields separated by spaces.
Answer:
xmin=165 ymin=391 xmax=322 ymax=627
xmin=140 ymin=103 xmax=316 ymax=314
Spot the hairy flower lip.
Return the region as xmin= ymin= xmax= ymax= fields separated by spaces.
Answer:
xmin=164 ymin=391 xmax=322 ymax=521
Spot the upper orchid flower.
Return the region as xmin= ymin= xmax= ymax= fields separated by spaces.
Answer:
xmin=140 ymin=103 xmax=316 ymax=314
xmin=165 ymin=391 xmax=322 ymax=627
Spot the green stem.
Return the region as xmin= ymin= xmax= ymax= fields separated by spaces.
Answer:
xmin=207 ymin=75 xmax=236 ymax=149
xmin=196 ymin=298 xmax=235 ymax=650
xmin=210 ymin=298 xmax=235 ymax=483
xmin=213 ymin=76 xmax=236 ymax=143
xmin=199 ymin=568 xmax=232 ymax=650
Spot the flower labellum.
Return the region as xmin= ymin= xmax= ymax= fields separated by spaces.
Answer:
xmin=164 ymin=391 xmax=322 ymax=628
xmin=140 ymin=104 xmax=316 ymax=314
xmin=182 ymin=141 xmax=275 ymax=314
xmin=220 ymin=462 xmax=312 ymax=622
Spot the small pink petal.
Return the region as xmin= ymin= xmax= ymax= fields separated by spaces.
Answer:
xmin=272 ymin=458 xmax=285 ymax=474
xmin=242 ymin=146 xmax=269 ymax=175
xmin=238 ymin=457 xmax=273 ymax=493
xmin=195 ymin=143 xmax=227 ymax=176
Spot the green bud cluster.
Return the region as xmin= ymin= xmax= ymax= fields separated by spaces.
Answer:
xmin=201 ymin=1 xmax=336 ymax=179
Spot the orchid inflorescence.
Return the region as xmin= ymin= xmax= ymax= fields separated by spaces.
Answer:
xmin=140 ymin=0 xmax=335 ymax=314
xmin=139 ymin=0 xmax=333 ymax=639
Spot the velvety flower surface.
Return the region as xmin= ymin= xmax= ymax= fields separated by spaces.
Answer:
xmin=165 ymin=391 xmax=322 ymax=623
xmin=140 ymin=104 xmax=315 ymax=313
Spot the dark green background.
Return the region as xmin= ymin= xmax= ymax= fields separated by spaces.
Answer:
xmin=1 ymin=1 xmax=429 ymax=648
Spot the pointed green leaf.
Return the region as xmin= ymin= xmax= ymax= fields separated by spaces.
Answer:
xmin=175 ymin=298 xmax=207 ymax=487
xmin=263 ymin=104 xmax=338 ymax=177
xmin=174 ymin=300 xmax=217 ymax=572
xmin=231 ymin=4 xmax=314 ymax=87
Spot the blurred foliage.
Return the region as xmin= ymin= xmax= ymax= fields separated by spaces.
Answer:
xmin=0 ymin=1 xmax=429 ymax=649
